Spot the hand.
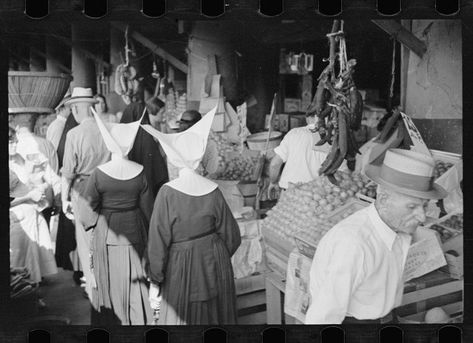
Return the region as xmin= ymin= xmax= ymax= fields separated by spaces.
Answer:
xmin=267 ymin=182 xmax=280 ymax=200
xmin=28 ymin=189 xmax=44 ymax=202
xmin=62 ymin=201 xmax=75 ymax=220
xmin=148 ymin=283 xmax=161 ymax=310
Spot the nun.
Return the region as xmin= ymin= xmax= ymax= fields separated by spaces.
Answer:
xmin=79 ymin=109 xmax=154 ymax=325
xmin=142 ymin=107 xmax=242 ymax=325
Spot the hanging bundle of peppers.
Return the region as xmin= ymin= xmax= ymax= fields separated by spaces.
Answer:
xmin=306 ymin=20 xmax=364 ymax=185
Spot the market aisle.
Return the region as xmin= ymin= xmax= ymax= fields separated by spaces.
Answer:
xmin=36 ymin=268 xmax=91 ymax=325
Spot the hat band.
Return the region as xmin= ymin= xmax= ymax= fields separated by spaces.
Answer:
xmin=380 ymin=165 xmax=434 ymax=192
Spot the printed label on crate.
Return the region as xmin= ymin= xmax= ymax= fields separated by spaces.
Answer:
xmin=403 ymin=230 xmax=447 ymax=282
xmin=284 ymin=250 xmax=312 ymax=323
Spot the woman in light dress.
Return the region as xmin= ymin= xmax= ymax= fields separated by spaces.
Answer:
xmin=9 ymin=127 xmax=57 ymax=285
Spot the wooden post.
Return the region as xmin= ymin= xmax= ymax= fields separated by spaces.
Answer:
xmin=29 ymin=36 xmax=45 ymax=72
xmin=71 ymin=24 xmax=96 ymax=91
xmin=46 ymin=36 xmax=70 ymax=75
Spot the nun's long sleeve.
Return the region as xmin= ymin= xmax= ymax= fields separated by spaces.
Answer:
xmin=139 ymin=175 xmax=153 ymax=228
xmin=214 ymin=189 xmax=241 ymax=257
xmin=79 ymin=171 xmax=101 ymax=230
xmin=147 ymin=189 xmax=172 ymax=284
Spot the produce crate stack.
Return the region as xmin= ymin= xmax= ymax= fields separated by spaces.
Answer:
xmin=261 ymin=170 xmax=372 ymax=276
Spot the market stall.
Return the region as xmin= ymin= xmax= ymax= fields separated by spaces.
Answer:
xmin=259 ymin=150 xmax=463 ymax=324
xmin=4 ymin=14 xmax=464 ymax=328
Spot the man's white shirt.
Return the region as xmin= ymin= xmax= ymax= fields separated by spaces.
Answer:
xmin=46 ymin=115 xmax=67 ymax=151
xmin=305 ymin=203 xmax=412 ymax=324
xmin=273 ymin=126 xmax=331 ymax=189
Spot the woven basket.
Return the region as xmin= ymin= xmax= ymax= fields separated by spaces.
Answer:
xmin=8 ymin=71 xmax=72 ymax=114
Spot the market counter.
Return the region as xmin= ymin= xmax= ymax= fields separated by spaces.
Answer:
xmin=264 ymin=270 xmax=462 ymax=325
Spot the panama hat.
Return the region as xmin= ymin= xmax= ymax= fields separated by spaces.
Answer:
xmin=365 ymin=148 xmax=447 ymax=200
xmin=64 ymin=87 xmax=98 ymax=107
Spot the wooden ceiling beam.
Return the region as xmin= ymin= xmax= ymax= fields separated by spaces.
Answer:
xmin=372 ymin=20 xmax=426 ymax=58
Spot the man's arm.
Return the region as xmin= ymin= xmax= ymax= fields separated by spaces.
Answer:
xmin=268 ymin=154 xmax=284 ymax=185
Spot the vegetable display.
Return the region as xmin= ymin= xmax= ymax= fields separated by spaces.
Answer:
xmin=434 ymin=160 xmax=454 ymax=179
xmin=261 ymin=171 xmax=370 ymax=245
xmin=210 ymin=133 xmax=259 ymax=181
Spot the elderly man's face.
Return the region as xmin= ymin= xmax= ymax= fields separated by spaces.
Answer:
xmin=378 ymin=189 xmax=429 ymax=235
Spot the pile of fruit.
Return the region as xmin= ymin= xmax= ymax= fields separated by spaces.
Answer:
xmin=218 ymin=155 xmax=259 ymax=181
xmin=261 ymin=170 xmax=370 ymax=245
xmin=210 ymin=133 xmax=259 ymax=181
xmin=434 ymin=160 xmax=454 ymax=179
xmin=358 ymin=182 xmax=378 ymax=199
xmin=439 ymin=213 xmax=463 ymax=230
xmin=429 ymin=224 xmax=460 ymax=243
xmin=428 ymin=213 xmax=462 ymax=243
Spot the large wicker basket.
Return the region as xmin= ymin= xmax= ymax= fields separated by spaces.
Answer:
xmin=8 ymin=71 xmax=72 ymax=114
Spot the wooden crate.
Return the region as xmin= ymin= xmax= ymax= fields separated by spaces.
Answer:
xmin=261 ymin=226 xmax=295 ymax=257
xmin=398 ymin=301 xmax=463 ymax=324
xmin=235 ymin=273 xmax=267 ymax=325
xmin=397 ymin=274 xmax=463 ymax=318
xmin=265 ymin=245 xmax=289 ymax=276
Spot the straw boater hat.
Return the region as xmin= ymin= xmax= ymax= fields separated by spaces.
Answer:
xmin=64 ymin=87 xmax=98 ymax=107
xmin=141 ymin=106 xmax=218 ymax=196
xmin=365 ymin=148 xmax=447 ymax=200
xmin=92 ymin=107 xmax=143 ymax=180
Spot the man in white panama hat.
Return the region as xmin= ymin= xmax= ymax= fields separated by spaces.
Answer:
xmin=305 ymin=148 xmax=447 ymax=324
xmin=46 ymin=92 xmax=72 ymax=151
xmin=60 ymin=87 xmax=110 ymax=302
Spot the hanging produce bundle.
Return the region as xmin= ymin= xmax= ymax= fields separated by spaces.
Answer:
xmin=114 ymin=26 xmax=140 ymax=105
xmin=261 ymin=170 xmax=370 ymax=243
xmin=306 ymin=20 xmax=364 ymax=184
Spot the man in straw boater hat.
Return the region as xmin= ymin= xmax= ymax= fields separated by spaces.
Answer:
xmin=305 ymin=149 xmax=447 ymax=324
xmin=47 ymin=92 xmax=83 ymax=284
xmin=60 ymin=87 xmax=110 ymax=301
xmin=46 ymin=91 xmax=72 ymax=151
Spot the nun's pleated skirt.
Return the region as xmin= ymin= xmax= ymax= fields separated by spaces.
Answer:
xmin=157 ymin=233 xmax=238 ymax=325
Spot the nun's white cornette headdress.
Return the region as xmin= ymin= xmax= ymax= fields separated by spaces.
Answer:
xmin=141 ymin=106 xmax=218 ymax=196
xmin=92 ymin=108 xmax=144 ymax=180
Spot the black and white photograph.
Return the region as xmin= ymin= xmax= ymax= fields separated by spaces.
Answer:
xmin=1 ymin=6 xmax=464 ymax=330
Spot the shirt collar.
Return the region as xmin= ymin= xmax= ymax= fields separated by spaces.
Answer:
xmin=81 ymin=117 xmax=95 ymax=124
xmin=367 ymin=203 xmax=398 ymax=251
